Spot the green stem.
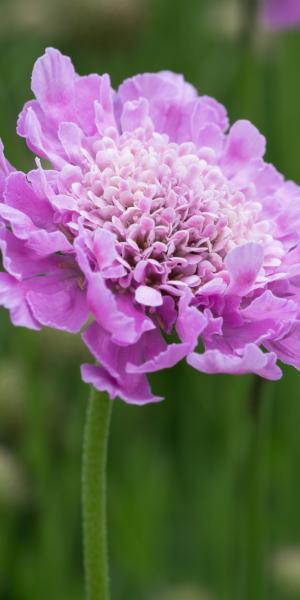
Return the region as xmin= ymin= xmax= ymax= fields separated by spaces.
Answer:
xmin=244 ymin=376 xmax=271 ymax=600
xmin=82 ymin=387 xmax=113 ymax=600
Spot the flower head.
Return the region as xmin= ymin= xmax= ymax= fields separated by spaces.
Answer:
xmin=1 ymin=48 xmax=300 ymax=403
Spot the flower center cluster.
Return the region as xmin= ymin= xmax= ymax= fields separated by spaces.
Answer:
xmin=63 ymin=127 xmax=282 ymax=296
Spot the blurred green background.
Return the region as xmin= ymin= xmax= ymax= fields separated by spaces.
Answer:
xmin=1 ymin=0 xmax=300 ymax=598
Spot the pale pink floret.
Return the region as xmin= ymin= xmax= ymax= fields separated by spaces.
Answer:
xmin=1 ymin=48 xmax=300 ymax=403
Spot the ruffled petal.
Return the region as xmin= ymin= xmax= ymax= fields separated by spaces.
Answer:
xmin=26 ymin=229 xmax=73 ymax=256
xmin=26 ymin=271 xmax=88 ymax=333
xmin=206 ymin=291 xmax=298 ymax=355
xmin=176 ymin=291 xmax=207 ymax=347
xmin=221 ymin=120 xmax=266 ymax=177
xmin=118 ymin=71 xmax=196 ymax=106
xmin=0 ymin=139 xmax=14 ymax=198
xmin=266 ymin=323 xmax=300 ymax=370
xmin=82 ymin=322 xmax=162 ymax=404
xmin=242 ymin=290 xmax=298 ymax=322
xmin=127 ymin=328 xmax=190 ymax=374
xmin=4 ymin=171 xmax=54 ymax=229
xmin=0 ymin=139 xmax=13 ymax=177
xmin=17 ymin=105 xmax=66 ymax=167
xmin=225 ymin=243 xmax=264 ymax=295
xmin=187 ymin=343 xmax=282 ymax=380
xmin=0 ymin=260 xmax=87 ymax=333
xmin=0 ymin=203 xmax=37 ymax=239
xmin=0 ymin=272 xmax=40 ymax=330
xmin=0 ymin=198 xmax=71 ymax=256
xmin=58 ymin=122 xmax=84 ymax=165
xmin=75 ymin=235 xmax=155 ymax=344
xmin=90 ymin=228 xmax=120 ymax=270
xmin=18 ymin=49 xmax=116 ymax=163
xmin=31 ymin=47 xmax=76 ymax=120
xmin=81 ymin=363 xmax=162 ymax=404
xmin=73 ymin=75 xmax=103 ymax=135
xmin=0 ymin=224 xmax=59 ymax=280
xmin=118 ymin=71 xmax=197 ymax=140
xmin=120 ymin=98 xmax=153 ymax=133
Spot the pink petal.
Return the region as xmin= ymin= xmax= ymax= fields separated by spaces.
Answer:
xmin=76 ymin=235 xmax=155 ymax=344
xmin=0 ymin=139 xmax=14 ymax=197
xmin=4 ymin=171 xmax=53 ymax=228
xmin=0 ymin=139 xmax=13 ymax=177
xmin=221 ymin=120 xmax=266 ymax=176
xmin=26 ymin=273 xmax=88 ymax=333
xmin=120 ymin=98 xmax=153 ymax=132
xmin=26 ymin=229 xmax=73 ymax=256
xmin=0 ymin=203 xmax=37 ymax=239
xmin=31 ymin=47 xmax=76 ymax=118
xmin=266 ymin=323 xmax=300 ymax=370
xmin=92 ymin=228 xmax=119 ymax=270
xmin=18 ymin=106 xmax=66 ymax=168
xmin=127 ymin=328 xmax=190 ymax=374
xmin=187 ymin=343 xmax=282 ymax=380
xmin=225 ymin=242 xmax=264 ymax=295
xmin=0 ymin=225 xmax=58 ymax=280
xmin=81 ymin=363 xmax=162 ymax=405
xmin=0 ymin=272 xmax=40 ymax=330
xmin=82 ymin=322 xmax=163 ymax=404
xmin=176 ymin=290 xmax=207 ymax=348
xmin=135 ymin=285 xmax=163 ymax=307
xmin=241 ymin=290 xmax=298 ymax=322
xmin=58 ymin=122 xmax=84 ymax=164
xmin=73 ymin=74 xmax=102 ymax=135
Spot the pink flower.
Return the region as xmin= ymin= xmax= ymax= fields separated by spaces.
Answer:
xmin=1 ymin=48 xmax=300 ymax=403
xmin=262 ymin=0 xmax=300 ymax=30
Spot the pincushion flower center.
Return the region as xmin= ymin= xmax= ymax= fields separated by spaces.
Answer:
xmin=66 ymin=128 xmax=282 ymax=296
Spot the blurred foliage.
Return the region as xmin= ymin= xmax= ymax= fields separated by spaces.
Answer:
xmin=1 ymin=0 xmax=300 ymax=598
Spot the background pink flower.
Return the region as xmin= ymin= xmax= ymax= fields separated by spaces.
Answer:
xmin=263 ymin=0 xmax=300 ymax=30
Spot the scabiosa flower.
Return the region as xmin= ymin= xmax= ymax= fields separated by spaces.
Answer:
xmin=262 ymin=0 xmax=300 ymax=30
xmin=0 ymin=48 xmax=300 ymax=403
